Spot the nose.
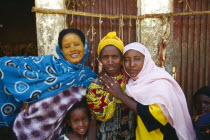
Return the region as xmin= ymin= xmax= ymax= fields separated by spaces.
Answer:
xmin=108 ymin=57 xmax=113 ymax=64
xmin=78 ymin=121 xmax=84 ymax=127
xmin=130 ymin=60 xmax=136 ymax=67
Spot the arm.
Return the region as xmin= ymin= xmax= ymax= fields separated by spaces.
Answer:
xmin=87 ymin=117 xmax=97 ymax=140
xmin=99 ymin=74 xmax=168 ymax=127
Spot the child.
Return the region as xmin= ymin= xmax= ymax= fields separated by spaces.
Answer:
xmin=59 ymin=97 xmax=90 ymax=140
xmin=193 ymin=86 xmax=210 ymax=140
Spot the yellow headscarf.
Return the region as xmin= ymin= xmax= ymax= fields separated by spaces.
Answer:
xmin=97 ymin=31 xmax=124 ymax=55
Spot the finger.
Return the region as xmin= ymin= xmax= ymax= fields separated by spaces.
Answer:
xmin=103 ymin=74 xmax=116 ymax=84
xmin=24 ymin=103 xmax=30 ymax=117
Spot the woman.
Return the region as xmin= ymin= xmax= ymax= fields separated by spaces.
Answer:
xmin=86 ymin=32 xmax=135 ymax=140
xmin=0 ymin=28 xmax=97 ymax=139
xmin=99 ymin=42 xmax=196 ymax=140
xmin=193 ymin=86 xmax=210 ymax=140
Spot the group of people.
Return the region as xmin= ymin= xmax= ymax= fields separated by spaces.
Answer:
xmin=0 ymin=28 xmax=209 ymax=140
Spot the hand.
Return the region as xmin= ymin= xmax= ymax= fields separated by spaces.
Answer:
xmin=20 ymin=103 xmax=31 ymax=117
xmin=99 ymin=73 xmax=123 ymax=98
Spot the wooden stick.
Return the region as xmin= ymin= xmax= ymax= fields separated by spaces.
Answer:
xmin=32 ymin=7 xmax=210 ymax=19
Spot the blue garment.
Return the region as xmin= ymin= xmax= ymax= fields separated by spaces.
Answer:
xmin=193 ymin=112 xmax=210 ymax=140
xmin=0 ymin=43 xmax=97 ymax=126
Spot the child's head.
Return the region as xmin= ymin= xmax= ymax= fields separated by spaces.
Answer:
xmin=65 ymin=97 xmax=90 ymax=136
xmin=193 ymin=86 xmax=210 ymax=115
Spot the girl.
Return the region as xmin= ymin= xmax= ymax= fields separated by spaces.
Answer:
xmin=59 ymin=97 xmax=90 ymax=140
xmin=99 ymin=42 xmax=196 ymax=140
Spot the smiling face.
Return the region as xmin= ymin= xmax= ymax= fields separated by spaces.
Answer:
xmin=67 ymin=108 xmax=89 ymax=136
xmin=99 ymin=45 xmax=122 ymax=77
xmin=61 ymin=33 xmax=85 ymax=64
xmin=124 ymin=49 xmax=145 ymax=78
xmin=195 ymin=94 xmax=210 ymax=115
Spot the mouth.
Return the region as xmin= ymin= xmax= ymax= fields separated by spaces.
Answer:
xmin=107 ymin=67 xmax=115 ymax=71
xmin=201 ymin=109 xmax=207 ymax=114
xmin=78 ymin=128 xmax=86 ymax=134
xmin=70 ymin=52 xmax=79 ymax=58
xmin=129 ymin=69 xmax=138 ymax=73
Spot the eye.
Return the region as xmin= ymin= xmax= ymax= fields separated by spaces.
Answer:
xmin=64 ymin=46 xmax=70 ymax=48
xmin=73 ymin=120 xmax=79 ymax=123
xmin=83 ymin=117 xmax=89 ymax=121
xmin=124 ymin=58 xmax=129 ymax=61
xmin=134 ymin=57 xmax=141 ymax=60
xmin=113 ymin=55 xmax=119 ymax=58
xmin=102 ymin=56 xmax=108 ymax=59
xmin=74 ymin=44 xmax=80 ymax=46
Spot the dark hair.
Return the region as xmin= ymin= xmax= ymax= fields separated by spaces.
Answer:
xmin=193 ymin=86 xmax=210 ymax=101
xmin=63 ymin=97 xmax=90 ymax=133
xmin=58 ymin=28 xmax=85 ymax=48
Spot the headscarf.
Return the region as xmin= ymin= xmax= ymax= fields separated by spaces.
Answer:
xmin=123 ymin=42 xmax=196 ymax=140
xmin=0 ymin=42 xmax=97 ymax=103
xmin=97 ymin=31 xmax=124 ymax=55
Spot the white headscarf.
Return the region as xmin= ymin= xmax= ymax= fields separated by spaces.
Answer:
xmin=123 ymin=42 xmax=196 ymax=140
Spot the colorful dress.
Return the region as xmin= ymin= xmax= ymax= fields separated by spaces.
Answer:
xmin=86 ymin=73 xmax=135 ymax=140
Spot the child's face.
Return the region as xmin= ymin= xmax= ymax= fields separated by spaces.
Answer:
xmin=67 ymin=108 xmax=89 ymax=136
xmin=195 ymin=94 xmax=210 ymax=115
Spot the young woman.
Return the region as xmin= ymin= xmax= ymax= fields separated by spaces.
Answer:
xmin=86 ymin=32 xmax=135 ymax=140
xmin=59 ymin=97 xmax=90 ymax=140
xmin=0 ymin=28 xmax=97 ymax=139
xmin=99 ymin=42 xmax=196 ymax=140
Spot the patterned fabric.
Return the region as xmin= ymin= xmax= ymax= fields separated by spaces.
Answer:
xmin=0 ymin=44 xmax=97 ymax=127
xmin=87 ymin=73 xmax=125 ymax=122
xmin=97 ymin=103 xmax=135 ymax=140
xmin=86 ymin=73 xmax=135 ymax=140
xmin=13 ymin=87 xmax=86 ymax=140
xmin=193 ymin=112 xmax=210 ymax=140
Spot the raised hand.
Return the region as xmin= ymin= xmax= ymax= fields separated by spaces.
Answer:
xmin=99 ymin=73 xmax=123 ymax=98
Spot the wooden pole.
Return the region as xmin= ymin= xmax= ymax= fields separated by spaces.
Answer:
xmin=32 ymin=7 xmax=210 ymax=19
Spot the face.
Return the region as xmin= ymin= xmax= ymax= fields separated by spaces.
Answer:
xmin=195 ymin=94 xmax=210 ymax=115
xmin=67 ymin=108 xmax=89 ymax=136
xmin=124 ymin=49 xmax=144 ymax=78
xmin=61 ymin=33 xmax=85 ymax=64
xmin=100 ymin=45 xmax=122 ymax=77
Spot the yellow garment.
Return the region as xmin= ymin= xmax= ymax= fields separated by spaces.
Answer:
xmin=86 ymin=73 xmax=125 ymax=122
xmin=136 ymin=104 xmax=168 ymax=140
xmin=97 ymin=32 xmax=124 ymax=55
